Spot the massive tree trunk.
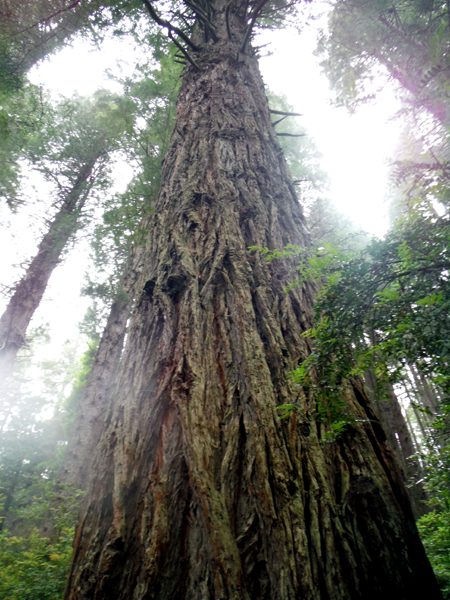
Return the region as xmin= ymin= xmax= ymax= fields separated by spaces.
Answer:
xmin=0 ymin=161 xmax=95 ymax=383
xmin=65 ymin=9 xmax=441 ymax=599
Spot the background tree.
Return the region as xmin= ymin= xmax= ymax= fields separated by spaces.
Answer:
xmin=0 ymin=0 xmax=136 ymax=83
xmin=0 ymin=90 xmax=133 ymax=382
xmin=318 ymin=0 xmax=450 ymax=123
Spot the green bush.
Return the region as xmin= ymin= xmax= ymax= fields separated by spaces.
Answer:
xmin=0 ymin=527 xmax=74 ymax=600
xmin=417 ymin=509 xmax=450 ymax=598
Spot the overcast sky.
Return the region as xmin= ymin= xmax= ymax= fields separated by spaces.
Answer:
xmin=28 ymin=12 xmax=402 ymax=236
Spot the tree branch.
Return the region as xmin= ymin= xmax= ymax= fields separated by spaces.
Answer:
xmin=12 ymin=0 xmax=83 ymax=34
xmin=276 ymin=132 xmax=305 ymax=137
xmin=225 ymin=0 xmax=233 ymax=40
xmin=184 ymin=0 xmax=218 ymax=42
xmin=241 ymin=0 xmax=269 ymax=53
xmin=269 ymin=109 xmax=303 ymax=117
xmin=272 ymin=115 xmax=288 ymax=126
xmin=141 ymin=0 xmax=200 ymax=52
xmin=168 ymin=32 xmax=201 ymax=71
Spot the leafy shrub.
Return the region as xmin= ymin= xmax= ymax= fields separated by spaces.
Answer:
xmin=417 ymin=509 xmax=450 ymax=598
xmin=0 ymin=527 xmax=74 ymax=600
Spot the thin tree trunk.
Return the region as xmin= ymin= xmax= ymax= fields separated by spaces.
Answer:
xmin=404 ymin=407 xmax=421 ymax=452
xmin=365 ymin=370 xmax=406 ymax=469
xmin=57 ymin=241 xmax=145 ymax=492
xmin=65 ymin=10 xmax=441 ymax=598
xmin=387 ymin=390 xmax=429 ymax=517
xmin=409 ymin=394 xmax=429 ymax=439
xmin=0 ymin=161 xmax=95 ymax=383
xmin=0 ymin=463 xmax=20 ymax=533
xmin=410 ymin=364 xmax=439 ymax=413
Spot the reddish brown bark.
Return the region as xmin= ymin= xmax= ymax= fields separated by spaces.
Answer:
xmin=64 ymin=6 xmax=442 ymax=599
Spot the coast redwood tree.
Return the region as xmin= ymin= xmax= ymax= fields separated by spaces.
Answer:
xmin=64 ymin=1 xmax=442 ymax=598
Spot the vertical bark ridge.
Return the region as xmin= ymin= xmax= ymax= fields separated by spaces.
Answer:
xmin=65 ymin=19 xmax=441 ymax=600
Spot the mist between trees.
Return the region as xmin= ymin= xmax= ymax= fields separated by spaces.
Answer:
xmin=0 ymin=0 xmax=449 ymax=599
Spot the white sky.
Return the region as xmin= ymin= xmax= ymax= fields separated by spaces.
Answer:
xmin=29 ymin=18 xmax=403 ymax=236
xmin=259 ymin=26 xmax=402 ymax=236
xmin=3 ymin=11 xmax=404 ymax=356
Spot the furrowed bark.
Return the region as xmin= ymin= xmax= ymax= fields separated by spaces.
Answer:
xmin=0 ymin=161 xmax=95 ymax=383
xmin=65 ymin=5 xmax=442 ymax=598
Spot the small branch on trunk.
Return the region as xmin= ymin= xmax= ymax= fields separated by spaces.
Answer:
xmin=168 ymin=32 xmax=201 ymax=71
xmin=276 ymin=132 xmax=305 ymax=137
xmin=241 ymin=0 xmax=269 ymax=53
xmin=254 ymin=42 xmax=271 ymax=51
xmin=272 ymin=115 xmax=288 ymax=126
xmin=141 ymin=0 xmax=200 ymax=52
xmin=259 ymin=1 xmax=297 ymax=17
xmin=184 ymin=0 xmax=219 ymax=42
xmin=269 ymin=109 xmax=303 ymax=117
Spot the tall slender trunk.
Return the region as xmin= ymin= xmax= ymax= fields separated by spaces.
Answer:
xmin=404 ymin=407 xmax=421 ymax=452
xmin=57 ymin=241 xmax=145 ymax=492
xmin=65 ymin=10 xmax=441 ymax=599
xmin=0 ymin=161 xmax=95 ymax=382
xmin=410 ymin=364 xmax=439 ymax=414
xmin=364 ymin=371 xmax=428 ymax=518
xmin=365 ymin=370 xmax=405 ymax=468
xmin=0 ymin=462 xmax=20 ymax=533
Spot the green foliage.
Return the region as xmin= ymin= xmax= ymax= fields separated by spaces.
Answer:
xmin=417 ymin=443 xmax=450 ymax=598
xmin=0 ymin=332 xmax=86 ymax=599
xmin=0 ymin=0 xmax=145 ymax=81
xmin=82 ymin=38 xmax=181 ymax=321
xmin=0 ymin=335 xmax=81 ymax=529
xmin=0 ymin=528 xmax=73 ymax=600
xmin=318 ymin=0 xmax=450 ymax=117
xmin=90 ymin=38 xmax=181 ymax=263
xmin=253 ymin=201 xmax=449 ymax=436
xmin=25 ymin=89 xmax=133 ymax=192
xmin=291 ymin=208 xmax=449 ymax=404
xmin=0 ymin=482 xmax=82 ymax=600
xmin=0 ymin=83 xmax=51 ymax=208
xmin=418 ymin=510 xmax=450 ymax=598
